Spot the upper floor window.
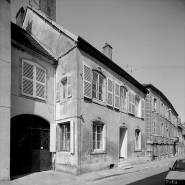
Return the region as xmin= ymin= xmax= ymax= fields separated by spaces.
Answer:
xmin=166 ymin=123 xmax=169 ymax=137
xmin=160 ymin=102 xmax=164 ymax=116
xmin=22 ymin=59 xmax=46 ymax=100
xmin=135 ymin=96 xmax=141 ymax=117
xmin=161 ymin=123 xmax=164 ymax=135
xmin=92 ymin=71 xmax=105 ymax=102
xmin=152 ymin=97 xmax=157 ymax=112
xmin=120 ymin=86 xmax=127 ymax=112
xmin=153 ymin=120 xmax=157 ymax=135
xmin=56 ymin=76 xmax=72 ymax=102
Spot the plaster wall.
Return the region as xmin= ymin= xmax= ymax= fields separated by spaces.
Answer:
xmin=11 ymin=46 xmax=55 ymax=123
xmin=23 ymin=8 xmax=76 ymax=59
xmin=0 ymin=0 xmax=11 ymax=180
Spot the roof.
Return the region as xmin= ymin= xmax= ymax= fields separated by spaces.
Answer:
xmin=143 ymin=84 xmax=178 ymax=116
xmin=78 ymin=37 xmax=148 ymax=94
xmin=11 ymin=22 xmax=57 ymax=62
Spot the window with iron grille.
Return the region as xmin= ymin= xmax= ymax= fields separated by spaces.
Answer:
xmin=92 ymin=71 xmax=105 ymax=102
xmin=22 ymin=59 xmax=46 ymax=100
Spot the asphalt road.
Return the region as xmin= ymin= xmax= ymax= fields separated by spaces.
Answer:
xmin=89 ymin=163 xmax=171 ymax=185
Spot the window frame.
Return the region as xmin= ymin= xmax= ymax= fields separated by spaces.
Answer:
xmin=135 ymin=129 xmax=141 ymax=151
xmin=153 ymin=120 xmax=157 ymax=135
xmin=91 ymin=121 xmax=107 ymax=154
xmin=21 ymin=59 xmax=46 ymax=101
xmin=92 ymin=70 xmax=106 ymax=103
xmin=120 ymin=86 xmax=128 ymax=113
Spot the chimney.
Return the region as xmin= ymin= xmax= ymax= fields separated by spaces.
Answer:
xmin=39 ymin=0 xmax=56 ymax=21
xmin=103 ymin=43 xmax=112 ymax=60
xmin=15 ymin=7 xmax=25 ymax=27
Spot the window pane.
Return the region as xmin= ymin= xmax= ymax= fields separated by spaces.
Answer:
xmin=97 ymin=133 xmax=102 ymax=142
xmin=99 ymin=75 xmax=103 ymax=85
xmin=93 ymin=72 xmax=98 ymax=82
xmin=97 ymin=125 xmax=102 ymax=133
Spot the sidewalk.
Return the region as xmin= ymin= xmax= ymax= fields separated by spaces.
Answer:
xmin=0 ymin=155 xmax=183 ymax=185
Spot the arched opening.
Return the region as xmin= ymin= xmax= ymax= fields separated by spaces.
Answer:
xmin=10 ymin=114 xmax=51 ymax=177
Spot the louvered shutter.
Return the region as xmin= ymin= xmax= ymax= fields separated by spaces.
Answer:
xmin=36 ymin=67 xmax=46 ymax=100
xmin=131 ymin=93 xmax=135 ymax=115
xmin=107 ymin=78 xmax=113 ymax=106
xmin=67 ymin=75 xmax=72 ymax=98
xmin=114 ymin=82 xmax=120 ymax=109
xmin=141 ymin=100 xmax=145 ymax=119
xmin=56 ymin=82 xmax=60 ymax=102
xmin=56 ymin=125 xmax=60 ymax=152
xmin=83 ymin=62 xmax=92 ymax=99
xmin=22 ymin=60 xmax=34 ymax=97
xmin=70 ymin=120 xmax=75 ymax=154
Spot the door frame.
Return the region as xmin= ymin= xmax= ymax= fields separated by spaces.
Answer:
xmin=118 ymin=126 xmax=128 ymax=160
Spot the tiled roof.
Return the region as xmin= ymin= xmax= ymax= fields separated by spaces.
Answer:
xmin=11 ymin=22 xmax=57 ymax=62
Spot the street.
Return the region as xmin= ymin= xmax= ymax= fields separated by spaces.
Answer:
xmin=89 ymin=163 xmax=171 ymax=185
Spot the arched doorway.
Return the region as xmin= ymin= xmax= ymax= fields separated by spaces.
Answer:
xmin=10 ymin=115 xmax=51 ymax=177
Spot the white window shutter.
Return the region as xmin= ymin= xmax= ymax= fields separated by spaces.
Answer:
xmin=70 ymin=120 xmax=75 ymax=154
xmin=128 ymin=91 xmax=132 ymax=113
xmin=56 ymin=82 xmax=60 ymax=102
xmin=35 ymin=67 xmax=46 ymax=100
xmin=114 ymin=82 xmax=120 ymax=109
xmin=107 ymin=78 xmax=113 ymax=107
xmin=50 ymin=124 xmax=56 ymax=152
xmin=83 ymin=62 xmax=92 ymax=99
xmin=103 ymin=125 xmax=107 ymax=152
xmin=67 ymin=75 xmax=72 ymax=98
xmin=132 ymin=93 xmax=135 ymax=115
xmin=22 ymin=60 xmax=34 ymax=97
xmin=141 ymin=100 xmax=145 ymax=119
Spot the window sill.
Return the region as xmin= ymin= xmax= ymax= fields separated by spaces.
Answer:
xmin=21 ymin=94 xmax=46 ymax=103
xmin=91 ymin=150 xmax=106 ymax=155
xmin=134 ymin=149 xmax=142 ymax=152
xmin=92 ymin=98 xmax=106 ymax=107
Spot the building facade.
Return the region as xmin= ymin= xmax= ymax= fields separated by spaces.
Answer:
xmin=22 ymin=4 xmax=148 ymax=175
xmin=144 ymin=84 xmax=179 ymax=161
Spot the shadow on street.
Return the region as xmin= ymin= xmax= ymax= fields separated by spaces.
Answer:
xmin=126 ymin=170 xmax=169 ymax=185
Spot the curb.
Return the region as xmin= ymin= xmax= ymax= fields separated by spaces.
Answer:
xmin=92 ymin=161 xmax=173 ymax=182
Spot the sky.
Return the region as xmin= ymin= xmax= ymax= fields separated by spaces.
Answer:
xmin=11 ymin=0 xmax=185 ymax=122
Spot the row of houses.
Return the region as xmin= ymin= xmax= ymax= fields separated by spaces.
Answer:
xmin=0 ymin=0 xmax=184 ymax=180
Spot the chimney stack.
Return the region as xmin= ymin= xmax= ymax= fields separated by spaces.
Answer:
xmin=15 ymin=7 xmax=25 ymax=27
xmin=39 ymin=0 xmax=56 ymax=21
xmin=103 ymin=43 xmax=112 ymax=60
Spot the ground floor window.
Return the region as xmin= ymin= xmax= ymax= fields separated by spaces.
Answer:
xmin=135 ymin=129 xmax=141 ymax=151
xmin=58 ymin=122 xmax=70 ymax=151
xmin=92 ymin=122 xmax=106 ymax=153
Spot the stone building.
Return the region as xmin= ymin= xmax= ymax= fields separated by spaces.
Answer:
xmin=143 ymin=84 xmax=179 ymax=161
xmin=22 ymin=3 xmax=148 ymax=175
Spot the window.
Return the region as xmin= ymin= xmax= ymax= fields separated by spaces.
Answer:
xmin=92 ymin=71 xmax=105 ymax=102
xmin=153 ymin=120 xmax=157 ymax=135
xmin=60 ymin=76 xmax=72 ymax=101
xmin=141 ymin=100 xmax=145 ymax=119
xmin=135 ymin=129 xmax=141 ymax=150
xmin=59 ymin=122 xmax=70 ymax=151
xmin=62 ymin=78 xmax=67 ymax=99
xmin=152 ymin=97 xmax=157 ymax=112
xmin=22 ymin=59 xmax=46 ymax=100
xmin=57 ymin=121 xmax=74 ymax=153
xmin=128 ymin=92 xmax=135 ymax=115
xmin=160 ymin=102 xmax=164 ymax=116
xmin=120 ymin=86 xmax=127 ymax=112
xmin=92 ymin=122 xmax=106 ymax=152
xmin=166 ymin=123 xmax=169 ymax=137
xmin=161 ymin=123 xmax=164 ymax=135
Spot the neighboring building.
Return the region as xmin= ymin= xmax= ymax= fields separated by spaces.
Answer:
xmin=143 ymin=84 xmax=179 ymax=161
xmin=177 ymin=118 xmax=185 ymax=155
xmin=22 ymin=4 xmax=148 ymax=175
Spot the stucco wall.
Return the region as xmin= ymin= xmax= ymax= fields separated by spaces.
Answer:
xmin=11 ymin=45 xmax=55 ymax=123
